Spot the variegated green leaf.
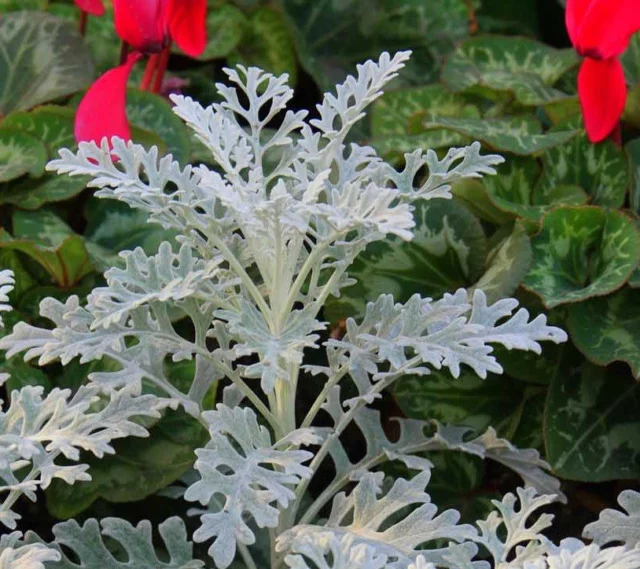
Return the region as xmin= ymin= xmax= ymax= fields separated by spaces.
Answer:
xmin=524 ymin=207 xmax=640 ymax=308
xmin=229 ymin=7 xmax=297 ymax=83
xmin=370 ymin=85 xmax=479 ymax=155
xmin=622 ymin=32 xmax=640 ymax=87
xmin=126 ymin=89 xmax=191 ymax=165
xmin=441 ymin=35 xmax=579 ymax=105
xmin=0 ymin=129 xmax=47 ymax=183
xmin=0 ymin=210 xmax=93 ymax=287
xmin=545 ymin=362 xmax=640 ymax=481
xmin=569 ymin=287 xmax=640 ymax=380
xmin=426 ymin=116 xmax=579 ymax=155
xmin=0 ymin=12 xmax=94 ymax=114
xmin=394 ymin=370 xmax=547 ymax=451
xmin=281 ymin=0 xmax=471 ymax=89
xmin=196 ymin=4 xmax=247 ymax=61
xmin=325 ymin=198 xmax=486 ymax=323
xmin=483 ymin=158 xmax=588 ymax=222
xmin=537 ymin=130 xmax=628 ymax=208
xmin=628 ymin=137 xmax=640 ymax=215
xmin=1 ymin=106 xmax=76 ymax=158
xmin=470 ymin=222 xmax=532 ymax=304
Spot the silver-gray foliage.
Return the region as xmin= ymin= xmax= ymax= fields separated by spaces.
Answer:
xmin=1 ymin=51 xmax=626 ymax=569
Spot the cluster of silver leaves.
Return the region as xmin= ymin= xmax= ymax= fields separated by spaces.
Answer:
xmin=0 ymin=51 xmax=636 ymax=569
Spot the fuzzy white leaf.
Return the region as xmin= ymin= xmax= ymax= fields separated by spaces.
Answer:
xmin=186 ymin=405 xmax=314 ymax=568
xmin=278 ymin=471 xmax=479 ymax=569
xmin=27 ymin=517 xmax=203 ymax=569
xmin=0 ymin=386 xmax=164 ymax=528
xmin=0 ymin=533 xmax=60 ymax=569
xmin=0 ymin=270 xmax=14 ymax=330
xmin=583 ymin=490 xmax=640 ymax=547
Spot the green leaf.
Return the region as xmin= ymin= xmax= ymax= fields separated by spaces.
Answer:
xmin=83 ymin=197 xmax=179 ymax=270
xmin=370 ymin=84 xmax=479 ymax=155
xmin=196 ymin=4 xmax=247 ymax=60
xmin=281 ymin=0 xmax=471 ymax=90
xmin=569 ymin=287 xmax=640 ymax=379
xmin=46 ymin=410 xmax=207 ymax=518
xmin=470 ymin=222 xmax=532 ymax=304
xmin=0 ymin=0 xmax=47 ymax=10
xmin=627 ymin=137 xmax=640 ymax=215
xmin=125 ymin=89 xmax=191 ymax=165
xmin=545 ymin=362 xmax=640 ymax=481
xmin=441 ymin=35 xmax=579 ymax=105
xmin=483 ymin=158 xmax=588 ymax=223
xmin=394 ymin=370 xmax=547 ymax=448
xmin=537 ymin=130 xmax=629 ymax=208
xmin=451 ymin=179 xmax=514 ymax=225
xmin=0 ymin=129 xmax=47 ymax=182
xmin=229 ymin=7 xmax=297 ymax=83
xmin=0 ymin=12 xmax=94 ymax=114
xmin=524 ymin=207 xmax=640 ymax=308
xmin=325 ymin=198 xmax=486 ymax=323
xmin=0 ymin=106 xmax=76 ymax=158
xmin=622 ymin=32 xmax=640 ymax=87
xmin=427 ymin=116 xmax=579 ymax=155
xmin=0 ymin=210 xmax=93 ymax=287
xmin=0 ymin=173 xmax=89 ymax=210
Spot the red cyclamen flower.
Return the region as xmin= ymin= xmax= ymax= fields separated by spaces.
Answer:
xmin=75 ymin=0 xmax=207 ymax=145
xmin=566 ymin=0 xmax=640 ymax=142
xmin=74 ymin=0 xmax=105 ymax=16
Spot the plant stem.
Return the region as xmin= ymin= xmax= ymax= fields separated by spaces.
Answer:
xmin=78 ymin=10 xmax=88 ymax=36
xmin=152 ymin=43 xmax=172 ymax=94
xmin=140 ymin=54 xmax=159 ymax=91
xmin=119 ymin=42 xmax=130 ymax=65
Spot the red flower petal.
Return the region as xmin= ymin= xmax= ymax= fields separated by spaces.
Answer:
xmin=566 ymin=0 xmax=640 ymax=58
xmin=578 ymin=57 xmax=627 ymax=143
xmin=75 ymin=53 xmax=142 ymax=146
xmin=167 ymin=0 xmax=207 ymax=57
xmin=74 ymin=0 xmax=105 ymax=16
xmin=113 ymin=0 xmax=168 ymax=54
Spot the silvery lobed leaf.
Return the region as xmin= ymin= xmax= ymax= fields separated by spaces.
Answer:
xmin=330 ymin=289 xmax=567 ymax=381
xmin=185 ymin=405 xmax=314 ymax=568
xmin=0 ymin=270 xmax=13 ymax=330
xmin=0 ymin=533 xmax=60 ymax=569
xmin=0 ymin=385 xmax=164 ymax=529
xmin=474 ymin=487 xmax=556 ymax=567
xmin=583 ymin=490 xmax=640 ymax=547
xmin=540 ymin=539 xmax=640 ymax=569
xmin=278 ymin=470 xmax=479 ymax=569
xmin=284 ymin=534 xmax=388 ymax=569
xmin=26 ymin=517 xmax=203 ymax=569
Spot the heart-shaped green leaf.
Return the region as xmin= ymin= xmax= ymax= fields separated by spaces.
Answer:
xmin=229 ymin=7 xmax=297 ymax=83
xmin=524 ymin=207 xmax=640 ymax=307
xmin=0 ymin=12 xmax=94 ymax=115
xmin=441 ymin=35 xmax=579 ymax=105
xmin=427 ymin=116 xmax=579 ymax=155
xmin=125 ymin=89 xmax=191 ymax=165
xmin=370 ymin=84 xmax=479 ymax=155
xmin=545 ymin=362 xmax=640 ymax=481
xmin=195 ymin=4 xmax=247 ymax=61
xmin=470 ymin=222 xmax=532 ymax=304
xmin=0 ymin=129 xmax=48 ymax=183
xmin=0 ymin=210 xmax=94 ymax=287
xmin=569 ymin=287 xmax=640 ymax=379
xmin=537 ymin=130 xmax=628 ymax=208
xmin=483 ymin=158 xmax=588 ymax=223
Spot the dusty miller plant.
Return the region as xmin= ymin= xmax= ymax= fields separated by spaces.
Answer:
xmin=0 ymin=52 xmax=638 ymax=569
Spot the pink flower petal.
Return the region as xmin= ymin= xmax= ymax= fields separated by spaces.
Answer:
xmin=74 ymin=0 xmax=105 ymax=16
xmin=578 ymin=57 xmax=627 ymax=143
xmin=167 ymin=0 xmax=207 ymax=57
xmin=566 ymin=0 xmax=640 ymax=59
xmin=113 ymin=0 xmax=167 ymax=53
xmin=75 ymin=53 xmax=142 ymax=146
